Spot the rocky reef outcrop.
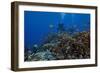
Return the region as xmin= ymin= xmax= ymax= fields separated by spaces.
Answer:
xmin=25 ymin=23 xmax=90 ymax=61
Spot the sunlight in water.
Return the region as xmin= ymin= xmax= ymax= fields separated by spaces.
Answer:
xmin=71 ymin=14 xmax=74 ymax=25
xmin=61 ymin=13 xmax=66 ymax=21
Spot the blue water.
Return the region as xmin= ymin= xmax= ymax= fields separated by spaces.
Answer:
xmin=24 ymin=11 xmax=90 ymax=49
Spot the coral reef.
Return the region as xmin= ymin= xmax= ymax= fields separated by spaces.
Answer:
xmin=25 ymin=23 xmax=90 ymax=61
